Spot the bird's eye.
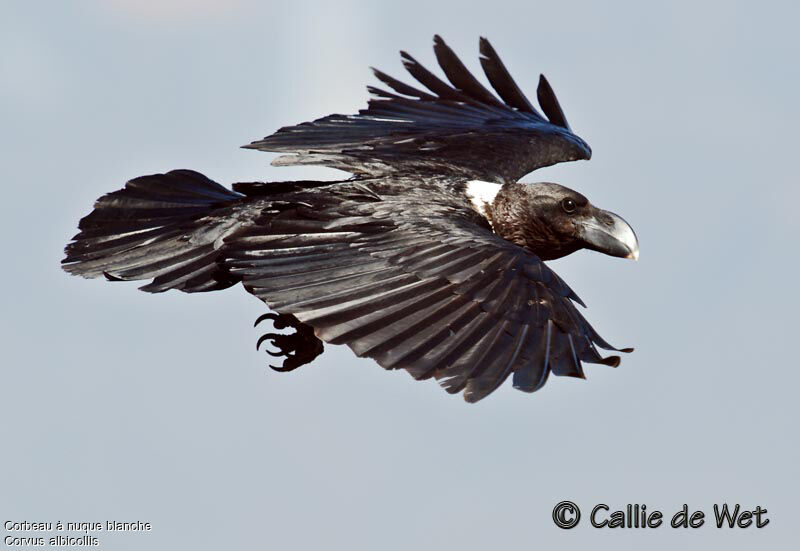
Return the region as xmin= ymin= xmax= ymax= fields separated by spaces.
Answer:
xmin=561 ymin=198 xmax=577 ymax=214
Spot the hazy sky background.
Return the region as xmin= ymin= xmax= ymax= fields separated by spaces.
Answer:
xmin=1 ymin=1 xmax=798 ymax=549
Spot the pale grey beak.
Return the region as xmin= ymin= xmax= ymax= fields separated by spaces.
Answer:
xmin=578 ymin=209 xmax=639 ymax=261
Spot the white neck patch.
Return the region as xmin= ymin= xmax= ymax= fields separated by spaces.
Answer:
xmin=465 ymin=180 xmax=502 ymax=220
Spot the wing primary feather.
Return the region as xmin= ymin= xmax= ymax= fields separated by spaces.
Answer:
xmin=543 ymin=320 xmax=553 ymax=371
xmin=537 ymin=74 xmax=571 ymax=130
xmin=371 ymin=68 xmax=437 ymax=100
xmin=399 ymin=51 xmax=472 ymax=102
xmin=436 ymin=322 xmax=510 ymax=394
xmin=464 ymin=324 xmax=530 ymax=402
xmin=512 ymin=328 xmax=550 ymax=392
xmin=431 ymin=35 xmax=505 ymax=107
xmin=575 ymin=336 xmax=621 ymax=367
xmin=367 ymin=86 xmax=402 ymax=100
xmin=478 ymin=37 xmax=541 ymax=116
xmin=566 ymin=334 xmax=585 ymax=379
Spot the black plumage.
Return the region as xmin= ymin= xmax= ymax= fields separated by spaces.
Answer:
xmin=245 ymin=34 xmax=591 ymax=184
xmin=62 ymin=36 xmax=638 ymax=402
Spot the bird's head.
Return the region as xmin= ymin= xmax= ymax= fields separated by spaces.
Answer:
xmin=488 ymin=182 xmax=639 ymax=262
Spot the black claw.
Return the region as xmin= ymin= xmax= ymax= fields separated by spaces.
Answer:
xmin=256 ymin=332 xmax=281 ymax=350
xmin=254 ymin=312 xmax=293 ymax=330
xmin=254 ymin=313 xmax=278 ymax=328
xmin=270 ymin=363 xmax=298 ymax=372
xmin=254 ymin=312 xmax=325 ymax=372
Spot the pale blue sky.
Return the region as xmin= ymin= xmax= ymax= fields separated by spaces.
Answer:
xmin=1 ymin=1 xmax=798 ymax=549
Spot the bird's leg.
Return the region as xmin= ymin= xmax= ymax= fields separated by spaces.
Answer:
xmin=254 ymin=312 xmax=324 ymax=372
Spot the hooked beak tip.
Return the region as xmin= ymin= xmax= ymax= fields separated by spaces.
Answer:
xmin=578 ymin=209 xmax=639 ymax=261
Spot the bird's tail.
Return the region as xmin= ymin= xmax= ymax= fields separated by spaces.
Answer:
xmin=62 ymin=169 xmax=244 ymax=293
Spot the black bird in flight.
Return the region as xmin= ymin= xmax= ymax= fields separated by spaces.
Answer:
xmin=63 ymin=36 xmax=638 ymax=402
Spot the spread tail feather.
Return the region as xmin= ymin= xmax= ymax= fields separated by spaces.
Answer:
xmin=62 ymin=169 xmax=244 ymax=293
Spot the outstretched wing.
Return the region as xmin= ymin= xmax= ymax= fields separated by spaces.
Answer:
xmin=244 ymin=36 xmax=592 ymax=184
xmin=224 ymin=182 xmax=628 ymax=402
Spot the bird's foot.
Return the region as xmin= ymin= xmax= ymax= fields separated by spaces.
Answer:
xmin=254 ymin=312 xmax=324 ymax=372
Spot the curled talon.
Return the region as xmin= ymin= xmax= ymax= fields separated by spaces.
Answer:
xmin=256 ymin=332 xmax=282 ymax=350
xmin=254 ymin=312 xmax=290 ymax=330
xmin=254 ymin=311 xmax=324 ymax=372
xmin=270 ymin=363 xmax=299 ymax=372
xmin=254 ymin=313 xmax=277 ymax=328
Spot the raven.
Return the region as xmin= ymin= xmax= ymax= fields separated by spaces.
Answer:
xmin=62 ymin=36 xmax=638 ymax=402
